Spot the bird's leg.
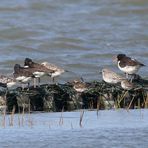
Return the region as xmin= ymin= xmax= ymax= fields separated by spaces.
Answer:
xmin=130 ymin=74 xmax=138 ymax=82
xmin=52 ymin=77 xmax=55 ymax=83
xmin=3 ymin=88 xmax=8 ymax=115
xmin=133 ymin=74 xmax=137 ymax=80
xmin=21 ymin=83 xmax=24 ymax=90
xmin=53 ymin=77 xmax=58 ymax=85
xmin=33 ymin=78 xmax=36 ymax=88
xmin=130 ymin=74 xmax=134 ymax=82
xmin=38 ymin=77 xmax=40 ymax=87
xmin=27 ymin=82 xmax=30 ymax=91
xmin=125 ymin=73 xmax=129 ymax=79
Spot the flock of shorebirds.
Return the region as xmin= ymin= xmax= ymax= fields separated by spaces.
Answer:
xmin=0 ymin=54 xmax=145 ymax=92
xmin=0 ymin=58 xmax=66 ymax=89
xmin=102 ymin=54 xmax=145 ymax=90
xmin=71 ymin=54 xmax=145 ymax=92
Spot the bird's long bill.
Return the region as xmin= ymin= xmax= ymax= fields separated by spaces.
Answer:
xmin=112 ymin=55 xmax=118 ymax=63
xmin=98 ymin=70 xmax=102 ymax=74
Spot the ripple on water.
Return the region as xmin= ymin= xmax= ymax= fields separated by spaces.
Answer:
xmin=0 ymin=0 xmax=147 ymax=80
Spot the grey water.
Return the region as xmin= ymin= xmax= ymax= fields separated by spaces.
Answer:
xmin=0 ymin=0 xmax=148 ymax=82
xmin=0 ymin=109 xmax=148 ymax=148
xmin=0 ymin=1 xmax=148 ymax=147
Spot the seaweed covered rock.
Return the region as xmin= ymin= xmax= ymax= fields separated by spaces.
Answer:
xmin=0 ymin=77 xmax=148 ymax=113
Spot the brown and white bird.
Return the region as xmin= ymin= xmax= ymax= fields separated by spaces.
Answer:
xmin=121 ymin=80 xmax=142 ymax=91
xmin=24 ymin=58 xmax=54 ymax=77
xmin=121 ymin=80 xmax=134 ymax=90
xmin=0 ymin=75 xmax=17 ymax=88
xmin=41 ymin=62 xmax=65 ymax=82
xmin=70 ymin=79 xmax=88 ymax=93
xmin=102 ymin=68 xmax=125 ymax=84
xmin=24 ymin=58 xmax=55 ymax=84
xmin=13 ymin=64 xmax=34 ymax=87
xmin=114 ymin=54 xmax=145 ymax=78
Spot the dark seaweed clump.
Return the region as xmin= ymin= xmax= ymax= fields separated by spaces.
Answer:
xmin=0 ymin=78 xmax=148 ymax=113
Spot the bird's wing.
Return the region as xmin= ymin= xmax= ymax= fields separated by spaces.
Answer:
xmin=33 ymin=63 xmax=55 ymax=73
xmin=124 ymin=56 xmax=144 ymax=66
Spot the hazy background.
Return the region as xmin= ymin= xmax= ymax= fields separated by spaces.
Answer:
xmin=0 ymin=0 xmax=148 ymax=82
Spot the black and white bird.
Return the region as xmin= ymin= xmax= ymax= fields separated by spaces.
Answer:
xmin=114 ymin=54 xmax=145 ymax=79
xmin=13 ymin=64 xmax=35 ymax=88
xmin=102 ymin=68 xmax=125 ymax=84
xmin=24 ymin=58 xmax=55 ymax=84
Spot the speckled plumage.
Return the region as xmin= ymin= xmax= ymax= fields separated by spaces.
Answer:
xmin=71 ymin=80 xmax=88 ymax=93
xmin=121 ymin=80 xmax=134 ymax=90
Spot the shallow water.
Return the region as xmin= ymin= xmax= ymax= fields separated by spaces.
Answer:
xmin=0 ymin=109 xmax=148 ymax=148
xmin=0 ymin=0 xmax=148 ymax=82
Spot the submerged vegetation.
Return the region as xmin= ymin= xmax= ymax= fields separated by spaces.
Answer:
xmin=0 ymin=77 xmax=148 ymax=114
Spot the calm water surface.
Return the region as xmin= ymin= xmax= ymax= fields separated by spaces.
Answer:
xmin=0 ymin=0 xmax=148 ymax=81
xmin=0 ymin=109 xmax=148 ymax=148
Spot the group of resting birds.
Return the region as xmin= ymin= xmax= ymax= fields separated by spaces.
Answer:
xmin=70 ymin=54 xmax=145 ymax=93
xmin=0 ymin=54 xmax=145 ymax=92
xmin=102 ymin=54 xmax=145 ymax=90
xmin=0 ymin=58 xmax=65 ymax=89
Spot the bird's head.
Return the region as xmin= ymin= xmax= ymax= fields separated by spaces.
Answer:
xmin=113 ymin=54 xmax=126 ymax=62
xmin=14 ymin=64 xmax=21 ymax=72
xmin=24 ymin=58 xmax=33 ymax=67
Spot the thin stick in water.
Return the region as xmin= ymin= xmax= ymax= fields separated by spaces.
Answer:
xmin=79 ymin=110 xmax=84 ymax=128
xmin=59 ymin=106 xmax=64 ymax=126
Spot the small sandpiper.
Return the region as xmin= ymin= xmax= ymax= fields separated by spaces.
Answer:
xmin=41 ymin=61 xmax=65 ymax=82
xmin=24 ymin=58 xmax=55 ymax=85
xmin=121 ymin=80 xmax=134 ymax=90
xmin=113 ymin=54 xmax=145 ymax=79
xmin=70 ymin=79 xmax=88 ymax=93
xmin=0 ymin=75 xmax=17 ymax=88
xmin=102 ymin=68 xmax=125 ymax=84
xmin=13 ymin=64 xmax=35 ymax=88
xmin=121 ymin=80 xmax=142 ymax=91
